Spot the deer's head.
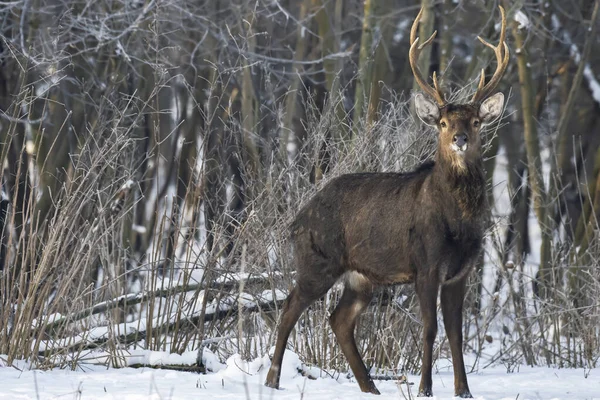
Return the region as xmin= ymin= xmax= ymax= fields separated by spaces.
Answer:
xmin=411 ymin=6 xmax=509 ymax=172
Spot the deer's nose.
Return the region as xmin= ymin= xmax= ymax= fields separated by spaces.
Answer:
xmin=453 ymin=134 xmax=468 ymax=148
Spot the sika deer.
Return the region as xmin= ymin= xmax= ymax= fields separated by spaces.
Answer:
xmin=265 ymin=6 xmax=508 ymax=398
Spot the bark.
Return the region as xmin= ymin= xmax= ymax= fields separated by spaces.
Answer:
xmin=32 ymin=82 xmax=72 ymax=229
xmin=556 ymin=0 xmax=599 ymax=175
xmin=315 ymin=0 xmax=348 ymax=141
xmin=353 ymin=0 xmax=392 ymax=168
xmin=203 ymin=75 xmax=226 ymax=254
xmin=241 ymin=14 xmax=261 ymax=185
xmin=508 ymin=5 xmax=552 ymax=296
xmin=353 ymin=0 xmax=376 ymax=127
xmin=575 ymin=145 xmax=600 ymax=250
xmin=438 ymin=0 xmax=453 ymax=74
xmin=280 ymin=0 xmax=312 ymax=161
xmin=501 ymin=121 xmax=531 ymax=270
xmin=573 ymin=144 xmax=600 ymax=264
xmin=365 ymin=0 xmax=391 ymax=129
xmin=552 ymin=2 xmax=600 ymax=238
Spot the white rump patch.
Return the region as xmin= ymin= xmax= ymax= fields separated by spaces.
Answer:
xmin=345 ymin=271 xmax=370 ymax=290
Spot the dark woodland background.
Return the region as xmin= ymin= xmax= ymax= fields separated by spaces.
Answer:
xmin=0 ymin=0 xmax=598 ymax=373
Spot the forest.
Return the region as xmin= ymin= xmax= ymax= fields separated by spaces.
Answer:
xmin=0 ymin=0 xmax=598 ymax=385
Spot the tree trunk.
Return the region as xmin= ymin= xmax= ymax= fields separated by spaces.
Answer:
xmin=280 ymin=0 xmax=312 ymax=161
xmin=508 ymin=4 xmax=552 ymax=296
xmin=315 ymin=0 xmax=348 ymax=141
xmin=438 ymin=0 xmax=453 ymax=74
xmin=241 ymin=15 xmax=260 ymax=186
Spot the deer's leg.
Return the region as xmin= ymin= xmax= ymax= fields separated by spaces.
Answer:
xmin=265 ymin=275 xmax=337 ymax=389
xmin=330 ymin=273 xmax=379 ymax=394
xmin=416 ymin=276 xmax=439 ymax=397
xmin=441 ymin=278 xmax=472 ymax=398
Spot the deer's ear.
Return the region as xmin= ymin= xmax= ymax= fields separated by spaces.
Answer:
xmin=479 ymin=92 xmax=504 ymax=124
xmin=415 ymin=94 xmax=440 ymax=126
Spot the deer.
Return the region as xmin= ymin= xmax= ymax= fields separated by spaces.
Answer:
xmin=265 ymin=5 xmax=509 ymax=398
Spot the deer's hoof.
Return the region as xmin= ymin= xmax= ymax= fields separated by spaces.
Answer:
xmin=265 ymin=373 xmax=279 ymax=389
xmin=360 ymin=384 xmax=380 ymax=395
xmin=264 ymin=370 xmax=280 ymax=390
xmin=456 ymin=391 xmax=473 ymax=398
xmin=359 ymin=378 xmax=381 ymax=395
xmin=417 ymin=389 xmax=433 ymax=397
xmin=264 ymin=380 xmax=280 ymax=390
xmin=368 ymin=386 xmax=381 ymax=395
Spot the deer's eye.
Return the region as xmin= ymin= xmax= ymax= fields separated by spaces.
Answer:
xmin=473 ymin=120 xmax=480 ymax=127
xmin=440 ymin=121 xmax=447 ymax=129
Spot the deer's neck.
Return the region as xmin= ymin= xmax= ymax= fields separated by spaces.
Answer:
xmin=433 ymin=153 xmax=486 ymax=218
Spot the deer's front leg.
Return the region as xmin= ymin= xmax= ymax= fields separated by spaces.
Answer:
xmin=416 ymin=275 xmax=439 ymax=397
xmin=441 ymin=277 xmax=472 ymax=398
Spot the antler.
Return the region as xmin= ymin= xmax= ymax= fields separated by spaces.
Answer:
xmin=471 ymin=6 xmax=510 ymax=104
xmin=409 ymin=7 xmax=445 ymax=107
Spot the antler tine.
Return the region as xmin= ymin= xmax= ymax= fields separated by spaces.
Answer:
xmin=410 ymin=7 xmax=423 ymax=45
xmin=432 ymin=71 xmax=442 ymax=95
xmin=409 ymin=8 xmax=445 ymax=106
xmin=471 ymin=5 xmax=510 ymax=103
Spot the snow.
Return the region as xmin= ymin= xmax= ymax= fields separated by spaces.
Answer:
xmin=0 ymin=351 xmax=598 ymax=399
xmin=393 ymin=19 xmax=410 ymax=44
xmin=514 ymin=11 xmax=531 ymax=30
xmin=35 ymin=285 xmax=287 ymax=354
xmin=123 ymin=349 xmax=199 ymax=366
xmin=583 ymin=64 xmax=600 ymax=104
xmin=132 ymin=224 xmax=147 ymax=234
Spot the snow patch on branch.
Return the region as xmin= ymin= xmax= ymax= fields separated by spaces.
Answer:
xmin=132 ymin=224 xmax=147 ymax=234
xmin=583 ymin=65 xmax=600 ymax=104
xmin=514 ymin=10 xmax=531 ymax=30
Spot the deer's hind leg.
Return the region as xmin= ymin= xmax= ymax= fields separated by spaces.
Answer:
xmin=265 ymin=255 xmax=342 ymax=389
xmin=330 ymin=272 xmax=379 ymax=394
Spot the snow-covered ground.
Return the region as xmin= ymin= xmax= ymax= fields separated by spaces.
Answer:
xmin=2 ymin=138 xmax=593 ymax=400
xmin=1 ymin=350 xmax=598 ymax=400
